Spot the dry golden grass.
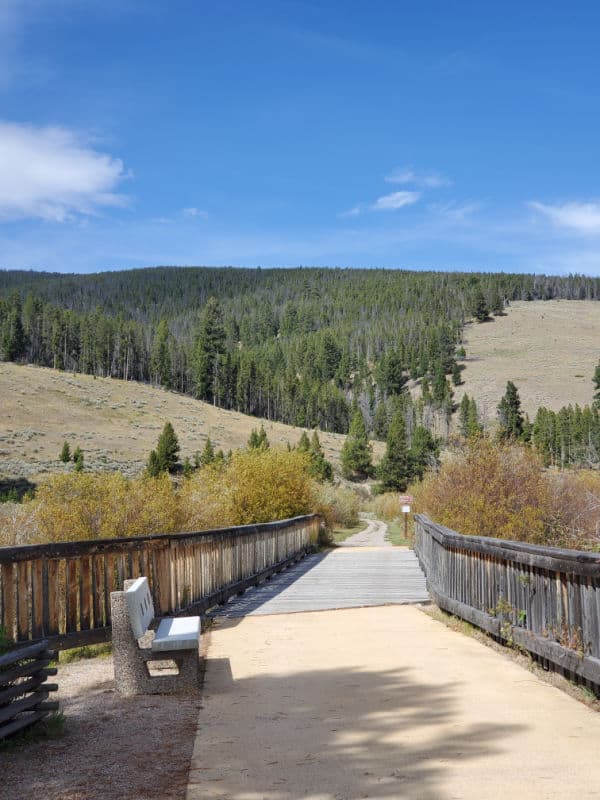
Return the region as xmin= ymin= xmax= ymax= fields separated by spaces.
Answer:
xmin=0 ymin=363 xmax=383 ymax=481
xmin=456 ymin=300 xmax=600 ymax=420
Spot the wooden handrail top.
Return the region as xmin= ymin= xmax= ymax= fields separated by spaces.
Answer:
xmin=415 ymin=514 xmax=600 ymax=576
xmin=0 ymin=514 xmax=321 ymax=564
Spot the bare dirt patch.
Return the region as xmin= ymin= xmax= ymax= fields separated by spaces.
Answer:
xmin=457 ymin=300 xmax=600 ymax=420
xmin=1 ymin=654 xmax=201 ymax=800
xmin=0 ymin=364 xmax=376 ymax=481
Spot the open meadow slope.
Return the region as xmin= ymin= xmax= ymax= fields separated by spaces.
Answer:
xmin=0 ymin=363 xmax=382 ymax=482
xmin=456 ymin=300 xmax=600 ymax=422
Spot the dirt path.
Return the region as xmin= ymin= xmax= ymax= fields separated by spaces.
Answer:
xmin=187 ymin=605 xmax=600 ymax=800
xmin=2 ymin=656 xmax=200 ymax=800
xmin=339 ymin=516 xmax=390 ymax=547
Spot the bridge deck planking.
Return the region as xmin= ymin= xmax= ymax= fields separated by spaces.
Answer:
xmin=210 ymin=548 xmax=429 ymax=616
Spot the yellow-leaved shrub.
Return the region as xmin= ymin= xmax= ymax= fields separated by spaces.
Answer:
xmin=31 ymin=472 xmax=179 ymax=542
xmin=410 ymin=439 xmax=553 ymax=543
xmin=178 ymin=448 xmax=314 ymax=530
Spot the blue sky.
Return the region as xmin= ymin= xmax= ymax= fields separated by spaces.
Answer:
xmin=2 ymin=1 xmax=600 ymax=274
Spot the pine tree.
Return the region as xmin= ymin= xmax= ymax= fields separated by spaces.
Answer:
xmin=248 ymin=424 xmax=269 ymax=450
xmin=593 ymin=359 xmax=600 ymax=409
xmin=156 ymin=421 xmax=180 ymax=473
xmin=182 ymin=457 xmax=193 ymax=478
xmin=146 ymin=449 xmax=161 ymax=477
xmin=377 ymin=411 xmax=411 ymax=491
xmin=151 ymin=318 xmax=172 ymax=388
xmin=200 ymin=436 xmax=215 ymax=466
xmin=498 ymin=381 xmax=524 ymax=440
xmin=297 ymin=431 xmax=311 ymax=452
xmin=409 ymin=425 xmax=439 ymax=480
xmin=192 ymin=297 xmax=226 ymax=403
xmin=459 ymin=394 xmax=471 ymax=438
xmin=341 ymin=408 xmax=374 ymax=480
xmin=373 ymin=401 xmax=389 ymax=440
xmin=467 ymin=396 xmax=482 ymax=438
xmin=471 ymin=287 xmax=489 ymax=322
xmin=59 ymin=441 xmax=71 ymax=463
xmin=73 ymin=446 xmax=84 ymax=472
xmin=308 ymin=430 xmax=333 ymax=481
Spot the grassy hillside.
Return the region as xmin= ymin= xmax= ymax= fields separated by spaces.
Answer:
xmin=0 ymin=363 xmax=384 ymax=482
xmin=455 ymin=300 xmax=600 ymax=420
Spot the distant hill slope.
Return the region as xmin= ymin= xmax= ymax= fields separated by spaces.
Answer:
xmin=455 ymin=300 xmax=600 ymax=420
xmin=0 ymin=363 xmax=383 ymax=481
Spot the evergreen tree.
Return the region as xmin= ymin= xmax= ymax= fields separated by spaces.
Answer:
xmin=341 ymin=408 xmax=374 ymax=480
xmin=593 ymin=359 xmax=600 ymax=409
xmin=182 ymin=457 xmax=193 ymax=478
xmin=308 ymin=430 xmax=333 ymax=481
xmin=200 ymin=436 xmax=215 ymax=466
xmin=248 ymin=424 xmax=269 ymax=450
xmin=451 ymin=361 xmax=463 ymax=386
xmin=373 ymin=401 xmax=389 ymax=440
xmin=146 ymin=449 xmax=161 ymax=477
xmin=498 ymin=381 xmax=524 ymax=440
xmin=471 ymin=286 xmax=489 ymax=322
xmin=156 ymin=421 xmax=180 ymax=473
xmin=151 ymin=318 xmax=172 ymax=388
xmin=297 ymin=431 xmax=311 ymax=452
xmin=409 ymin=425 xmax=439 ymax=480
xmin=467 ymin=396 xmax=483 ymax=438
xmin=59 ymin=441 xmax=71 ymax=463
xmin=377 ymin=411 xmax=411 ymax=491
xmin=192 ymin=297 xmax=226 ymax=404
xmin=459 ymin=394 xmax=471 ymax=438
xmin=73 ymin=446 xmax=84 ymax=472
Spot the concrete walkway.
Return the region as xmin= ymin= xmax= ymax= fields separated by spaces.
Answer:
xmin=339 ymin=516 xmax=391 ymax=547
xmin=188 ymin=605 xmax=600 ymax=800
xmin=210 ymin=548 xmax=429 ymax=616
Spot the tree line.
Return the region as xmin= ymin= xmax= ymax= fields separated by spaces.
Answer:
xmin=1 ymin=266 xmax=599 ymax=438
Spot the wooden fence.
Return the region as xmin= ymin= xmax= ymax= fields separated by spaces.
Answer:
xmin=414 ymin=514 xmax=600 ymax=688
xmin=0 ymin=515 xmax=320 ymax=650
xmin=0 ymin=640 xmax=59 ymax=740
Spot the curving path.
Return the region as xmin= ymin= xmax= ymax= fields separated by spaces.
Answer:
xmin=338 ymin=515 xmax=391 ymax=547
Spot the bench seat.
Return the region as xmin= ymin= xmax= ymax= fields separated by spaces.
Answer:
xmin=152 ymin=616 xmax=201 ymax=652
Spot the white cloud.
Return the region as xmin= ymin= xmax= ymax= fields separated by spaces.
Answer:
xmin=433 ymin=200 xmax=480 ymax=223
xmin=372 ymin=190 xmax=421 ymax=211
xmin=529 ymin=201 xmax=600 ymax=234
xmin=182 ymin=207 xmax=208 ymax=219
xmin=385 ymin=167 xmax=450 ymax=188
xmin=338 ymin=205 xmax=361 ymax=218
xmin=0 ymin=121 xmax=129 ymax=222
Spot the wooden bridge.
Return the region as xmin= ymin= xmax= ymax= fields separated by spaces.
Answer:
xmin=3 ymin=515 xmax=600 ymax=798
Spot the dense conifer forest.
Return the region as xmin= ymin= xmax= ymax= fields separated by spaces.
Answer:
xmin=1 ymin=267 xmax=599 ymax=439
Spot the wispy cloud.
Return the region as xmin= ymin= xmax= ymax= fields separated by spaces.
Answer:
xmin=0 ymin=121 xmax=129 ymax=222
xmin=372 ymin=190 xmax=421 ymax=211
xmin=432 ymin=200 xmax=480 ymax=223
xmin=182 ymin=206 xmax=208 ymax=219
xmin=385 ymin=167 xmax=451 ymax=188
xmin=529 ymin=201 xmax=600 ymax=234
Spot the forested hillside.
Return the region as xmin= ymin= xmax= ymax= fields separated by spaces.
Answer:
xmin=1 ymin=267 xmax=599 ymax=436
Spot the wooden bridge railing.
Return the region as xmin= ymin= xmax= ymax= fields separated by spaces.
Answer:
xmin=0 ymin=515 xmax=320 ymax=650
xmin=414 ymin=514 xmax=600 ymax=688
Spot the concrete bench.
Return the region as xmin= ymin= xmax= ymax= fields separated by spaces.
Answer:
xmin=110 ymin=577 xmax=201 ymax=696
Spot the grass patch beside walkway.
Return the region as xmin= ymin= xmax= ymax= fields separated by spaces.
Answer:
xmin=332 ymin=523 xmax=368 ymax=543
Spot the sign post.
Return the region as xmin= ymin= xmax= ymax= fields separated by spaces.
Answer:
xmin=398 ymin=495 xmax=414 ymax=542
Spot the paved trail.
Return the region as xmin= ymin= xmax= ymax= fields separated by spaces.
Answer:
xmin=188 ymin=605 xmax=600 ymax=800
xmin=339 ymin=516 xmax=391 ymax=547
